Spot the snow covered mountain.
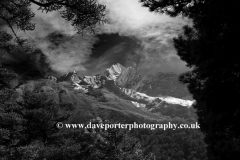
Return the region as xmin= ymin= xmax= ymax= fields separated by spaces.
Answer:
xmin=48 ymin=63 xmax=194 ymax=108
xmin=104 ymin=63 xmax=125 ymax=81
xmin=121 ymin=88 xmax=194 ymax=107
xmin=105 ymin=63 xmax=191 ymax=99
xmin=104 ymin=63 xmax=194 ymax=106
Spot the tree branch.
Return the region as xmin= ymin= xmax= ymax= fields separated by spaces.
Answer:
xmin=0 ymin=2 xmax=14 ymax=13
xmin=0 ymin=13 xmax=24 ymax=50
xmin=29 ymin=0 xmax=64 ymax=7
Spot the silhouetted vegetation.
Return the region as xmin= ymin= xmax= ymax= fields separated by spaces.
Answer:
xmin=0 ymin=88 xmax=147 ymax=159
xmin=141 ymin=0 xmax=240 ymax=159
xmin=0 ymin=0 xmax=106 ymax=37
xmin=0 ymin=0 xmax=212 ymax=159
xmin=0 ymin=65 xmax=18 ymax=89
xmin=135 ymin=124 xmax=207 ymax=160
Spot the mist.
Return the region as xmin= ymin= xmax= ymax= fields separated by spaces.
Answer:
xmin=4 ymin=0 xmax=191 ymax=77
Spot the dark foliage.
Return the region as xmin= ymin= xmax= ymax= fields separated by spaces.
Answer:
xmin=0 ymin=65 xmax=18 ymax=89
xmin=0 ymin=89 xmax=68 ymax=159
xmin=0 ymin=28 xmax=52 ymax=80
xmin=0 ymin=0 xmax=106 ymax=35
xmin=135 ymin=124 xmax=207 ymax=160
xmin=87 ymin=88 xmax=107 ymax=102
xmin=0 ymin=88 xmax=146 ymax=159
xmin=0 ymin=88 xmax=25 ymax=158
xmin=141 ymin=0 xmax=240 ymax=159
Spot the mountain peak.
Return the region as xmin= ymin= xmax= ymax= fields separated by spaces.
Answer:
xmin=104 ymin=63 xmax=126 ymax=81
xmin=57 ymin=71 xmax=81 ymax=84
xmin=46 ymin=63 xmax=193 ymax=107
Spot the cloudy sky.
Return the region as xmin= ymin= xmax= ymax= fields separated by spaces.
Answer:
xmin=17 ymin=0 xmax=191 ymax=76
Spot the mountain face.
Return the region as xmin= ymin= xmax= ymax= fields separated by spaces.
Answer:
xmin=104 ymin=63 xmax=191 ymax=99
xmin=45 ymin=64 xmax=194 ymax=108
xmin=13 ymin=63 xmax=196 ymax=122
xmin=120 ymin=88 xmax=194 ymax=107
xmin=104 ymin=63 xmax=126 ymax=81
xmin=14 ymin=79 xmax=163 ymax=123
xmin=103 ymin=64 xmax=194 ymax=107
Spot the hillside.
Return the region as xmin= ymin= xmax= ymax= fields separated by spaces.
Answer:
xmin=10 ymin=63 xmax=196 ymax=122
xmin=13 ymin=79 xmax=164 ymax=123
xmin=1 ymin=64 xmax=204 ymax=160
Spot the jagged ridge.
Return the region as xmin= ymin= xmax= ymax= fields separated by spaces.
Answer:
xmin=105 ymin=64 xmax=191 ymax=99
xmin=46 ymin=64 xmax=194 ymax=108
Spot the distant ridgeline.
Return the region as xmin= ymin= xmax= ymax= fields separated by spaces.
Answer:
xmin=0 ymin=62 xmax=196 ymax=122
xmin=47 ymin=63 xmax=194 ymax=105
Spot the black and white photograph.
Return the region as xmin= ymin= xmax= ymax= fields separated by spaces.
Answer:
xmin=0 ymin=0 xmax=239 ymax=159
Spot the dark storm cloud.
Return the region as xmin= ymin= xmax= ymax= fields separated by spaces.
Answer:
xmin=80 ymin=34 xmax=143 ymax=76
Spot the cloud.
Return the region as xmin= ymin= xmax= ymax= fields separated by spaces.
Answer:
xmin=16 ymin=4 xmax=98 ymax=74
xmin=98 ymin=0 xmax=174 ymax=32
xmin=98 ymin=0 xmax=186 ymax=40
xmin=36 ymin=32 xmax=98 ymax=74
xmin=7 ymin=1 xmax=190 ymax=76
xmin=94 ymin=0 xmax=190 ymax=74
xmin=31 ymin=4 xmax=76 ymax=36
xmin=80 ymin=35 xmax=142 ymax=76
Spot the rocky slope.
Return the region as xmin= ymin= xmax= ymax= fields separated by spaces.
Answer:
xmin=14 ymin=79 xmax=163 ymax=123
xmin=45 ymin=64 xmax=194 ymax=108
xmin=105 ymin=63 xmax=191 ymax=99
xmin=103 ymin=64 xmax=194 ymax=106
